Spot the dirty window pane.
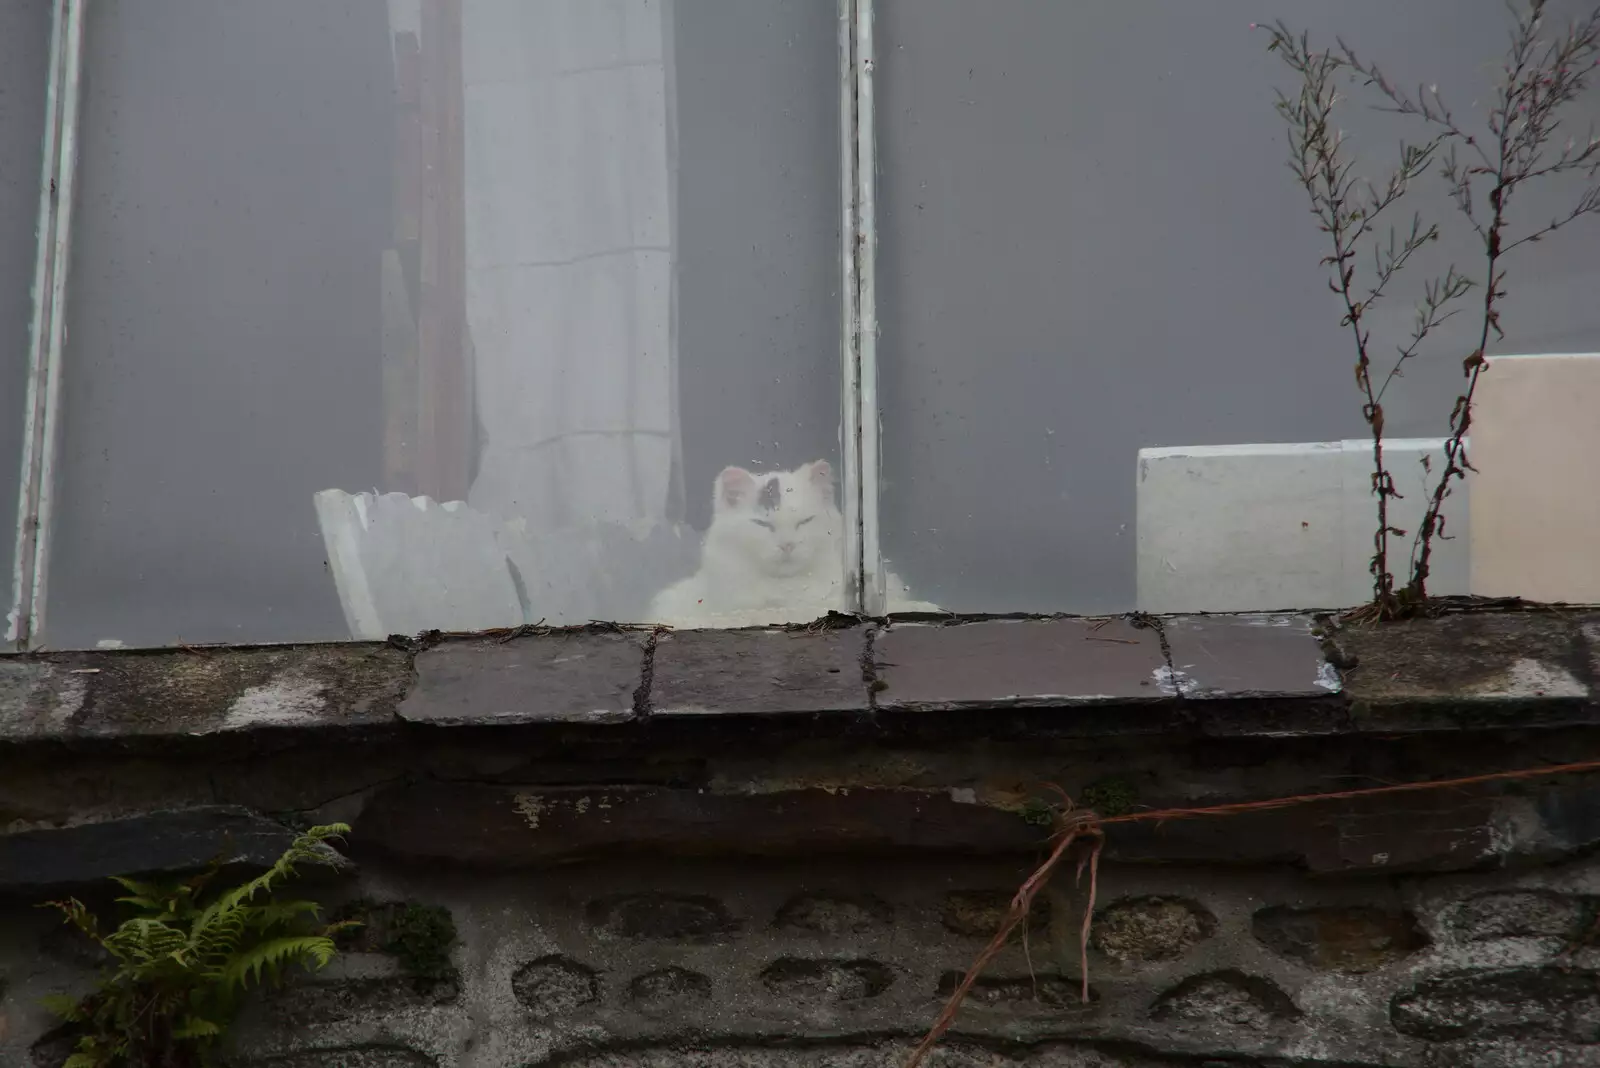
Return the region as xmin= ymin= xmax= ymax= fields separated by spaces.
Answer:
xmin=42 ymin=0 xmax=841 ymax=649
xmin=877 ymin=0 xmax=1600 ymax=615
xmin=0 ymin=0 xmax=51 ymax=642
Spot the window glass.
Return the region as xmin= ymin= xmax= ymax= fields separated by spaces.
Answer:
xmin=43 ymin=0 xmax=842 ymax=648
xmin=0 ymin=0 xmax=51 ymax=644
xmin=876 ymin=0 xmax=1600 ymax=615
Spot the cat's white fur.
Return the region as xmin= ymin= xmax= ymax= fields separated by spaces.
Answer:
xmin=649 ymin=459 xmax=942 ymax=627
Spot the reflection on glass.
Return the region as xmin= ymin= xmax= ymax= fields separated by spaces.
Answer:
xmin=876 ymin=0 xmax=1600 ymax=615
xmin=0 ymin=0 xmax=51 ymax=641
xmin=43 ymin=0 xmax=842 ymax=649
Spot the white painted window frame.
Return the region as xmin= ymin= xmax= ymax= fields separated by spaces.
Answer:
xmin=839 ymin=0 xmax=883 ymax=618
xmin=8 ymin=0 xmax=84 ymax=651
xmin=4 ymin=0 xmax=885 ymax=650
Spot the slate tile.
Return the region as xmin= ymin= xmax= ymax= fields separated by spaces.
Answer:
xmin=399 ymin=633 xmax=645 ymax=725
xmin=874 ymin=619 xmax=1168 ymax=710
xmin=648 ymin=628 xmax=867 ymax=716
xmin=357 ymin=782 xmax=1039 ymax=866
xmin=1161 ymin=614 xmax=1340 ymax=699
xmin=357 ymin=781 xmax=1518 ymax=874
xmin=0 ymin=806 xmax=305 ymax=892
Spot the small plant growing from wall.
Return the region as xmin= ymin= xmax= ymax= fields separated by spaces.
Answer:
xmin=332 ymin=898 xmax=459 ymax=992
xmin=39 ymin=824 xmax=355 ymax=1068
xmin=1263 ymin=0 xmax=1600 ymax=621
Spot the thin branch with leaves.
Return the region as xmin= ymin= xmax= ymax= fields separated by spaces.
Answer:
xmin=1267 ymin=24 xmax=1462 ymax=618
xmin=1264 ymin=0 xmax=1600 ymax=620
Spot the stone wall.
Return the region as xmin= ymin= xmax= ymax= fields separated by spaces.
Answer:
xmin=8 ymin=850 xmax=1600 ymax=1067
xmin=5 ymin=612 xmax=1600 ymax=1067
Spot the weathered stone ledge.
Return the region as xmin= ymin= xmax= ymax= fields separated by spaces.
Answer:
xmin=1 ymin=610 xmax=1597 ymax=747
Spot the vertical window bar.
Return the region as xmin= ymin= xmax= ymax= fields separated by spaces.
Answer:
xmin=853 ymin=0 xmax=885 ymax=616
xmin=8 ymin=0 xmax=85 ymax=650
xmin=837 ymin=0 xmax=863 ymax=614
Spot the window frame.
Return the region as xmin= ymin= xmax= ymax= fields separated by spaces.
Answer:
xmin=8 ymin=0 xmax=83 ymax=650
xmin=840 ymin=0 xmax=885 ymax=619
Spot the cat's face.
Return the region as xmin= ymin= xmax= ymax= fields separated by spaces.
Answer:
xmin=710 ymin=460 xmax=839 ymax=578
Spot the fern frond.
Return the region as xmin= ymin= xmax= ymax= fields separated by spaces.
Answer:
xmin=323 ymin=919 xmax=363 ymax=939
xmin=171 ymin=1015 xmax=224 ymax=1039
xmin=220 ymin=935 xmax=337 ymax=993
xmin=102 ymin=920 xmax=186 ymax=952
xmin=298 ymin=823 xmax=353 ymax=844
xmin=41 ymin=993 xmax=86 ymax=1020
xmin=102 ymin=917 xmax=187 ymax=963
xmin=112 ymin=895 xmax=165 ymax=912
xmin=191 ymin=824 xmax=349 ymax=946
xmin=49 ymin=823 xmax=352 ymax=1066
xmin=253 ymin=899 xmax=324 ymax=928
xmin=109 ymin=875 xmax=164 ymax=900
xmin=191 ymin=913 xmax=250 ymax=979
xmin=43 ymin=898 xmax=101 ymax=942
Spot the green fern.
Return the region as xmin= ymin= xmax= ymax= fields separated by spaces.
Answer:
xmin=40 ymin=823 xmax=355 ymax=1068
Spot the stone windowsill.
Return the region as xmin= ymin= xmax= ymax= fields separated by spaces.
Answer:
xmin=4 ymin=608 xmax=1600 ymax=891
xmin=0 ymin=608 xmax=1597 ymax=745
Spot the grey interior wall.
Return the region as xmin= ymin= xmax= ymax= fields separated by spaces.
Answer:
xmin=876 ymin=0 xmax=1600 ymax=614
xmin=673 ymin=0 xmax=842 ymax=529
xmin=0 ymin=0 xmax=51 ymax=633
xmin=46 ymin=0 xmax=392 ymax=648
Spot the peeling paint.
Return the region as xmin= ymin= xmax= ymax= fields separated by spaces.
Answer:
xmin=1315 ymin=661 xmax=1342 ymax=693
xmin=513 ymin=793 xmax=545 ymax=830
xmin=1154 ymin=665 xmax=1196 ymax=697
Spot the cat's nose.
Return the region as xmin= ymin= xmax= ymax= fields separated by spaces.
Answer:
xmin=779 ymin=542 xmax=796 ymax=555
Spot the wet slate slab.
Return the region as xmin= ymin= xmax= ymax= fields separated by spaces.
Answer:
xmin=357 ymin=782 xmax=1041 ymax=866
xmin=1 ymin=611 xmax=1597 ymax=747
xmin=648 ymin=628 xmax=868 ymax=716
xmin=352 ymin=779 xmax=1538 ymax=874
xmin=1161 ymin=614 xmax=1339 ymax=699
xmin=1105 ymin=792 xmax=1504 ymax=874
xmin=400 ymin=633 xmax=646 ymax=725
xmin=873 ymin=619 xmax=1169 ymax=710
xmin=0 ymin=806 xmax=306 ymax=892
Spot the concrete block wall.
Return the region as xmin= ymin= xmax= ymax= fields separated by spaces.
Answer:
xmin=8 ymin=855 xmax=1600 ymax=1067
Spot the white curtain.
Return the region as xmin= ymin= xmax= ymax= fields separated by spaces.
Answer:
xmin=460 ymin=0 xmax=676 ymax=531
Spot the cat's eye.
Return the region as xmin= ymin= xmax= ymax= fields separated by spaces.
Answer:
xmin=751 ymin=518 xmax=774 ymax=530
xmin=796 ymin=516 xmax=815 ymax=527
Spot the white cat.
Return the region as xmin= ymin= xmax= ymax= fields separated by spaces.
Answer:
xmin=649 ymin=459 xmax=942 ymax=627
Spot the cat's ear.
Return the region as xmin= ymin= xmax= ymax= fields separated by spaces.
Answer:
xmin=806 ymin=460 xmax=834 ymax=495
xmin=715 ymin=466 xmax=757 ymax=510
